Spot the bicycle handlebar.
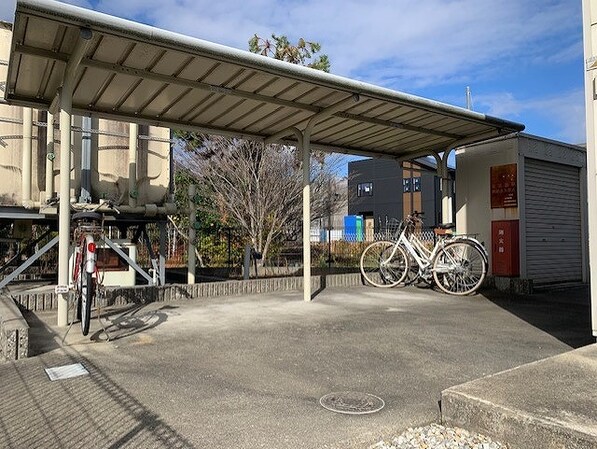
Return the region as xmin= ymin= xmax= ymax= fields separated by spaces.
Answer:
xmin=407 ymin=210 xmax=425 ymax=223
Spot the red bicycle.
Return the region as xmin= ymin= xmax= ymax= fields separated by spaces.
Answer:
xmin=71 ymin=212 xmax=103 ymax=335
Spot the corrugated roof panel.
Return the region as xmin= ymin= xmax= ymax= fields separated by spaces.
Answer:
xmin=14 ymin=55 xmax=46 ymax=97
xmin=91 ymin=34 xmax=134 ymax=65
xmin=140 ymin=83 xmax=191 ymax=117
xmin=93 ymin=72 xmax=142 ymax=110
xmin=22 ymin=15 xmax=60 ymax=49
xmin=193 ymin=94 xmax=247 ymax=124
xmin=72 ymin=67 xmax=101 ymax=105
xmin=222 ymin=101 xmax=269 ymax=129
xmin=172 ymin=90 xmax=215 ymax=121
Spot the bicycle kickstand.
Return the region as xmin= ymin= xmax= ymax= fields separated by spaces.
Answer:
xmin=60 ymin=293 xmax=76 ymax=346
xmin=96 ymin=287 xmax=111 ymax=341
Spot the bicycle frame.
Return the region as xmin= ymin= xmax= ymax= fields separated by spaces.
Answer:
xmin=73 ymin=229 xmax=99 ymax=282
xmin=395 ymin=221 xmax=487 ymax=273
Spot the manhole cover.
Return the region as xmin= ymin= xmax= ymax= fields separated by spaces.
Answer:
xmin=319 ymin=391 xmax=385 ymax=415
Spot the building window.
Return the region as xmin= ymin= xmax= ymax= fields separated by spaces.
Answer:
xmin=403 ymin=178 xmax=411 ymax=193
xmin=413 ymin=177 xmax=421 ymax=192
xmin=357 ymin=182 xmax=373 ymax=197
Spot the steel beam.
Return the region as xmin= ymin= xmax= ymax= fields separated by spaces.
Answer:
xmin=0 ymin=236 xmax=59 ymax=290
xmin=45 ymin=113 xmax=55 ymax=201
xmin=103 ymin=237 xmax=155 ymax=285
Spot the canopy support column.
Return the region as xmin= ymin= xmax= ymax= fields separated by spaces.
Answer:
xmin=57 ymin=28 xmax=93 ymax=327
xmin=266 ymin=95 xmax=360 ymax=301
xmin=441 ymin=149 xmax=453 ymax=225
xmin=188 ymin=184 xmax=196 ymax=284
xmin=300 ymin=131 xmax=311 ymax=302
xmin=57 ymin=81 xmax=73 ymax=327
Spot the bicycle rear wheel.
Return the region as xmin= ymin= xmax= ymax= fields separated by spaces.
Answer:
xmin=80 ymin=271 xmax=94 ymax=336
xmin=432 ymin=240 xmax=487 ymax=295
xmin=360 ymin=241 xmax=409 ymax=288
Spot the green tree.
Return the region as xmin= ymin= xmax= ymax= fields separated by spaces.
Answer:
xmin=249 ymin=34 xmax=330 ymax=72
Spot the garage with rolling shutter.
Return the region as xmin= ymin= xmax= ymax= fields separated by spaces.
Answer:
xmin=456 ymin=133 xmax=588 ymax=291
xmin=524 ymin=158 xmax=583 ymax=284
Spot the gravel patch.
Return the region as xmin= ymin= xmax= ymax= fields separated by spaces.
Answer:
xmin=369 ymin=424 xmax=508 ymax=449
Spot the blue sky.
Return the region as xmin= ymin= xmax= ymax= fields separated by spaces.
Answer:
xmin=0 ymin=0 xmax=585 ymax=146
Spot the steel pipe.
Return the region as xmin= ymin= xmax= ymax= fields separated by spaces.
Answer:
xmin=21 ymin=107 xmax=33 ymax=208
xmin=45 ymin=113 xmax=54 ymax=201
xmin=128 ymin=122 xmax=138 ymax=207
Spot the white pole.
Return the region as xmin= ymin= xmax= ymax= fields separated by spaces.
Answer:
xmin=302 ymin=135 xmax=311 ymax=302
xmin=187 ymin=184 xmax=196 ymax=284
xmin=128 ymin=122 xmax=138 ymax=207
xmin=582 ymin=0 xmax=597 ymax=337
xmin=57 ymin=84 xmax=73 ymax=327
xmin=22 ymin=107 xmax=33 ymax=207
xmin=441 ymin=150 xmax=453 ymax=224
xmin=45 ymin=113 xmax=54 ymax=201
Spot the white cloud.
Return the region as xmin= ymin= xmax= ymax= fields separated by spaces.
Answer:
xmin=3 ymin=0 xmax=580 ymax=91
xmin=476 ymin=89 xmax=586 ymax=144
xmin=75 ymin=0 xmax=580 ymax=90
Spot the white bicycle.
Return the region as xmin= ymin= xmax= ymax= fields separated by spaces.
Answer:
xmin=359 ymin=212 xmax=488 ymax=295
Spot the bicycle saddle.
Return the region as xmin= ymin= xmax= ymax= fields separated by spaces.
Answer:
xmin=72 ymin=211 xmax=103 ymax=222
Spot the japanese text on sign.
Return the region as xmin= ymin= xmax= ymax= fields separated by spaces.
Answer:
xmin=490 ymin=163 xmax=518 ymax=209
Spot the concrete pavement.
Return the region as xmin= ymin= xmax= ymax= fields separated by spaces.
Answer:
xmin=0 ymin=284 xmax=593 ymax=448
xmin=442 ymin=343 xmax=597 ymax=449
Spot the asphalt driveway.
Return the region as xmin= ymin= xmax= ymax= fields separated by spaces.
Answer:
xmin=1 ymin=284 xmax=592 ymax=448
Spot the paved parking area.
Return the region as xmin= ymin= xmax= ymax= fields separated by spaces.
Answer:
xmin=0 ymin=284 xmax=593 ymax=448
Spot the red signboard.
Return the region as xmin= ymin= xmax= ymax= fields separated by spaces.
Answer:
xmin=490 ymin=163 xmax=518 ymax=208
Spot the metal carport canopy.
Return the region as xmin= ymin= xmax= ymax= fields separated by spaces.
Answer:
xmin=5 ymin=0 xmax=524 ymax=312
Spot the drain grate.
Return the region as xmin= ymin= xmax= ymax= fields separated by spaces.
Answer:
xmin=45 ymin=363 xmax=89 ymax=381
xmin=319 ymin=391 xmax=385 ymax=415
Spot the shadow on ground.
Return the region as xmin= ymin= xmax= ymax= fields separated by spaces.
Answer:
xmin=2 ymin=308 xmax=194 ymax=449
xmin=23 ymin=304 xmax=173 ymax=356
xmin=0 ymin=347 xmax=195 ymax=448
xmin=483 ymin=284 xmax=594 ymax=348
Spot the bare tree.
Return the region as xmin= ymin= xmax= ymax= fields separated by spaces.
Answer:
xmin=178 ymin=136 xmax=344 ymax=261
xmin=173 ymin=33 xmax=342 ymax=264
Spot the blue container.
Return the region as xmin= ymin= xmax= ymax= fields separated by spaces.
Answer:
xmin=344 ymin=215 xmax=364 ymax=242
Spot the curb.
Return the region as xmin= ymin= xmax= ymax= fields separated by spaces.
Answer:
xmin=10 ymin=273 xmax=363 ymax=312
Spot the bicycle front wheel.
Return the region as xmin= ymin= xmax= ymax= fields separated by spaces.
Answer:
xmin=360 ymin=241 xmax=409 ymax=288
xmin=432 ymin=240 xmax=487 ymax=295
xmin=80 ymin=271 xmax=94 ymax=336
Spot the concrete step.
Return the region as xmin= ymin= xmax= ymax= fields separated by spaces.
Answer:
xmin=441 ymin=344 xmax=597 ymax=449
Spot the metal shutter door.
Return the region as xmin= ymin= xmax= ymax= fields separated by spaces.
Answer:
xmin=524 ymin=158 xmax=582 ymax=283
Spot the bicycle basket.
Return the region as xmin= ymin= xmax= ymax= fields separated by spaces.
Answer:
xmin=376 ymin=218 xmax=404 ymax=240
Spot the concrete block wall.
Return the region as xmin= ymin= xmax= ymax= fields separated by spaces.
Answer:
xmin=0 ymin=296 xmax=29 ymax=360
xmin=10 ymin=273 xmax=363 ymax=312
